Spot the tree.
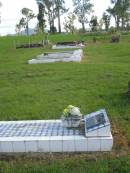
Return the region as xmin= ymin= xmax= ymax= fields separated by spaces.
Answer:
xmin=15 ymin=23 xmax=22 ymax=35
xmin=73 ymin=0 xmax=93 ymax=32
xmin=36 ymin=0 xmax=57 ymax=33
xmin=107 ymin=6 xmax=120 ymax=29
xmin=98 ymin=18 xmax=104 ymax=31
xmin=21 ymin=8 xmax=35 ymax=35
xmin=55 ymin=0 xmax=68 ymax=33
xmin=63 ymin=13 xmax=76 ymax=34
xmin=36 ymin=1 xmax=46 ymax=33
xmin=102 ymin=12 xmax=111 ymax=31
xmin=89 ymin=15 xmax=98 ymax=31
xmin=119 ymin=0 xmax=130 ymax=29
xmin=44 ymin=0 xmax=56 ymax=33
xmin=107 ymin=0 xmax=130 ymax=30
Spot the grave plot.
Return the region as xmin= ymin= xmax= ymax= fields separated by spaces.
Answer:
xmin=16 ymin=43 xmax=43 ymax=49
xmin=52 ymin=41 xmax=85 ymax=49
xmin=28 ymin=49 xmax=83 ymax=64
xmin=0 ymin=109 xmax=113 ymax=153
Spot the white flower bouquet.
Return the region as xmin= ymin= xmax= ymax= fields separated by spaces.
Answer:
xmin=61 ymin=105 xmax=82 ymax=128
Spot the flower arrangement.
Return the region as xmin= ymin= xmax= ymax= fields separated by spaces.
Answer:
xmin=61 ymin=105 xmax=82 ymax=128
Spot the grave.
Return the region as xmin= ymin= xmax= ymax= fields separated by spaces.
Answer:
xmin=16 ymin=43 xmax=43 ymax=49
xmin=0 ymin=109 xmax=113 ymax=153
xmin=52 ymin=41 xmax=85 ymax=49
xmin=28 ymin=49 xmax=83 ymax=64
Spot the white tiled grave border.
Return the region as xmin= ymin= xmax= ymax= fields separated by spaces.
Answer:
xmin=28 ymin=49 xmax=83 ymax=64
xmin=0 ymin=120 xmax=113 ymax=153
xmin=52 ymin=44 xmax=85 ymax=49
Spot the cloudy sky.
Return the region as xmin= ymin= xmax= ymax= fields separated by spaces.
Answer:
xmin=0 ymin=0 xmax=112 ymax=36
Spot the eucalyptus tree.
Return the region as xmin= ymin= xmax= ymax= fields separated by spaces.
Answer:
xmin=63 ymin=12 xmax=76 ymax=34
xmin=102 ymin=12 xmax=111 ymax=31
xmin=21 ymin=8 xmax=35 ymax=35
xmin=44 ymin=0 xmax=56 ymax=33
xmin=107 ymin=5 xmax=120 ymax=29
xmin=107 ymin=0 xmax=130 ymax=30
xmin=119 ymin=0 xmax=130 ymax=29
xmin=15 ymin=23 xmax=22 ymax=35
xmin=36 ymin=0 xmax=56 ymax=33
xmin=55 ymin=0 xmax=68 ymax=33
xmin=73 ymin=0 xmax=93 ymax=32
xmin=36 ymin=0 xmax=46 ymax=33
xmin=89 ymin=15 xmax=98 ymax=31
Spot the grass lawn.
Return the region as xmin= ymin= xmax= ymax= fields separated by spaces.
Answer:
xmin=0 ymin=33 xmax=130 ymax=172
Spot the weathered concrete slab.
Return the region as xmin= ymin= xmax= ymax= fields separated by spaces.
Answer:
xmin=52 ymin=42 xmax=85 ymax=49
xmin=28 ymin=49 xmax=83 ymax=64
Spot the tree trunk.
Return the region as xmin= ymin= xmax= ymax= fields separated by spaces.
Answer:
xmin=117 ymin=16 xmax=120 ymax=30
xmin=26 ymin=22 xmax=29 ymax=36
xmin=57 ymin=8 xmax=61 ymax=33
xmin=52 ymin=5 xmax=55 ymax=34
xmin=115 ymin=16 xmax=120 ymax=30
xmin=82 ymin=22 xmax=85 ymax=32
xmin=121 ymin=17 xmax=125 ymax=30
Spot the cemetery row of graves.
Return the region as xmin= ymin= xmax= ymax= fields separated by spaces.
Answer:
xmin=0 ymin=33 xmax=130 ymax=172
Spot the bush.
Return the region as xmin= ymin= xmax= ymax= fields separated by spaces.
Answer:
xmin=110 ymin=34 xmax=120 ymax=43
xmin=108 ymin=27 xmax=117 ymax=34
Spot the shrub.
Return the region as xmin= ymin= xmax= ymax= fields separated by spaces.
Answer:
xmin=110 ymin=34 xmax=120 ymax=43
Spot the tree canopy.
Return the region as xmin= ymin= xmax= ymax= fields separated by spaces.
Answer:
xmin=73 ymin=0 xmax=93 ymax=32
xmin=107 ymin=0 xmax=130 ymax=29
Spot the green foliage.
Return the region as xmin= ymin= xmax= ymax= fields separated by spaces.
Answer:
xmin=18 ymin=8 xmax=35 ymax=36
xmin=102 ymin=12 xmax=111 ymax=31
xmin=43 ymin=0 xmax=56 ymax=33
xmin=108 ymin=26 xmax=117 ymax=34
xmin=73 ymin=0 xmax=93 ymax=32
xmin=89 ymin=15 xmax=98 ymax=31
xmin=36 ymin=0 xmax=68 ymax=33
xmin=55 ymin=0 xmax=68 ymax=33
xmin=110 ymin=34 xmax=120 ymax=43
xmin=64 ymin=13 xmax=76 ymax=34
xmin=37 ymin=3 xmax=46 ymax=33
xmin=107 ymin=0 xmax=130 ymax=30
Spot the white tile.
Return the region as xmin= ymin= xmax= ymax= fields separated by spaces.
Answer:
xmin=45 ymin=120 xmax=56 ymax=123
xmin=85 ymin=130 xmax=98 ymax=137
xmin=75 ymin=136 xmax=87 ymax=152
xmin=62 ymin=136 xmax=75 ymax=152
xmin=1 ymin=141 xmax=13 ymax=152
xmin=34 ymin=120 xmax=46 ymax=123
xmin=55 ymin=120 xmax=62 ymax=123
xmin=12 ymin=141 xmax=26 ymax=152
xmin=25 ymin=141 xmax=38 ymax=152
xmin=100 ymin=135 xmax=113 ymax=151
xmin=37 ymin=139 xmax=50 ymax=152
xmin=87 ymin=138 xmax=101 ymax=151
xmin=98 ymin=126 xmax=111 ymax=137
xmin=50 ymin=136 xmax=62 ymax=152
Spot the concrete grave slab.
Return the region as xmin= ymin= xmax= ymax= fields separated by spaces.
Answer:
xmin=52 ymin=41 xmax=85 ymax=49
xmin=0 ymin=117 xmax=113 ymax=153
xmin=28 ymin=49 xmax=83 ymax=64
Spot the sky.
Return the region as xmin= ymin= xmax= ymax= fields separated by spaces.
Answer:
xmin=0 ymin=0 xmax=112 ymax=36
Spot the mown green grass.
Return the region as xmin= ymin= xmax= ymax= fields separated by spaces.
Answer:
xmin=0 ymin=33 xmax=130 ymax=172
xmin=0 ymin=155 xmax=130 ymax=173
